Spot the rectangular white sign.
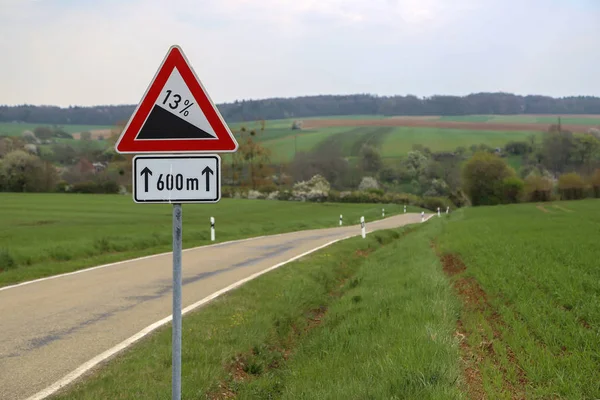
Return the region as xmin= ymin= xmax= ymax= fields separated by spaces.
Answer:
xmin=133 ymin=155 xmax=220 ymax=203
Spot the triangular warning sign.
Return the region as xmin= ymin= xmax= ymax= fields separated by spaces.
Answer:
xmin=115 ymin=45 xmax=238 ymax=154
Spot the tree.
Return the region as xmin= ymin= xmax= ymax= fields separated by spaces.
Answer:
xmin=0 ymin=150 xmax=57 ymax=192
xmin=0 ymin=137 xmax=26 ymax=157
xmin=360 ymin=145 xmax=382 ymax=174
xmin=571 ymin=135 xmax=600 ymax=175
xmin=504 ymin=141 xmax=532 ymax=156
xmin=236 ymin=128 xmax=272 ymax=189
xmin=540 ymin=126 xmax=575 ymax=175
xmin=358 ymin=176 xmax=379 ymax=191
xmin=462 ymin=152 xmax=517 ymax=206
xmin=33 ymin=126 xmax=54 ymax=141
xmin=403 ymin=150 xmax=428 ymax=180
xmin=21 ymin=130 xmax=38 ymax=144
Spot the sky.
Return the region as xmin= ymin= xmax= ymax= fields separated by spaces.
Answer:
xmin=0 ymin=0 xmax=599 ymax=107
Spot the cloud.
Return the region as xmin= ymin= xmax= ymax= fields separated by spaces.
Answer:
xmin=0 ymin=0 xmax=599 ymax=107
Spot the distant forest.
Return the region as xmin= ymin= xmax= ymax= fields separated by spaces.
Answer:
xmin=2 ymin=92 xmax=600 ymax=126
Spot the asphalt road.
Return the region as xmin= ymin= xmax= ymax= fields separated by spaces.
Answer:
xmin=0 ymin=213 xmax=424 ymax=400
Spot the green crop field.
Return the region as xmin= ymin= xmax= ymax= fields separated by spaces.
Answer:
xmin=252 ymin=125 xmax=540 ymax=164
xmin=0 ymin=122 xmax=111 ymax=137
xmin=435 ymin=200 xmax=600 ymax=399
xmin=0 ymin=193 xmax=421 ymax=287
xmin=47 ymin=199 xmax=600 ymax=399
xmin=380 ymin=127 xmax=540 ymax=158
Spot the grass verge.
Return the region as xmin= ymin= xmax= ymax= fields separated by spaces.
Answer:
xmin=51 ymin=221 xmax=462 ymax=399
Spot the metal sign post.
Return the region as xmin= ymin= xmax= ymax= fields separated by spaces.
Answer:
xmin=115 ymin=44 xmax=238 ymax=400
xmin=172 ymin=204 xmax=183 ymax=400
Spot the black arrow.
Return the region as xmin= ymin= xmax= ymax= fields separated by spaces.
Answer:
xmin=140 ymin=167 xmax=152 ymax=192
xmin=202 ymin=166 xmax=214 ymax=191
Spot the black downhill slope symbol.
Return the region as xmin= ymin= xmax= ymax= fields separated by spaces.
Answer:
xmin=136 ymin=105 xmax=216 ymax=139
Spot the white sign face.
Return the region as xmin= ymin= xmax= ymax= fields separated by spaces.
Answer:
xmin=133 ymin=155 xmax=220 ymax=203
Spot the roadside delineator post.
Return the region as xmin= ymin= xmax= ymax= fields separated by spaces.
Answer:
xmin=361 ymin=216 xmax=366 ymax=238
xmin=437 ymin=207 xmax=441 ymax=217
xmin=382 ymin=208 xmax=385 ymax=217
xmin=404 ymin=205 xmax=406 ymax=213
xmin=421 ymin=211 xmax=425 ymax=222
xmin=446 ymin=206 xmax=450 ymax=214
xmin=339 ymin=214 xmax=343 ymax=226
xmin=210 ymin=217 xmax=215 ymax=241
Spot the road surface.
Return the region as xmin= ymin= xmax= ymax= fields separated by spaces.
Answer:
xmin=0 ymin=213 xmax=424 ymax=400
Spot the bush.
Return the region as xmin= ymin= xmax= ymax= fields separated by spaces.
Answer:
xmin=366 ymin=188 xmax=384 ymax=196
xmin=101 ymin=180 xmax=120 ymax=194
xmin=558 ymin=172 xmax=586 ymax=200
xmin=524 ymin=175 xmax=553 ymax=202
xmin=420 ymin=197 xmax=452 ymax=212
xmin=247 ymin=190 xmax=266 ymax=200
xmin=0 ymin=248 xmax=16 ymax=270
xmin=277 ymin=190 xmax=293 ymax=201
xmin=462 ymin=152 xmax=517 ymax=206
xmin=55 ymin=180 xmax=69 ymax=193
xmin=588 ymin=169 xmax=600 ymax=198
xmin=257 ymin=184 xmax=278 ymax=194
xmin=358 ymin=176 xmax=379 ymax=191
xmin=504 ymin=141 xmax=532 ymax=155
xmin=502 ymin=176 xmax=525 ymax=203
xmin=70 ymin=180 xmax=120 ymax=194
xmin=292 ymin=174 xmax=330 ymax=202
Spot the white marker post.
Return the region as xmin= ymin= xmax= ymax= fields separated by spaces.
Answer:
xmin=339 ymin=214 xmax=343 ymax=226
xmin=437 ymin=207 xmax=441 ymax=217
xmin=361 ymin=216 xmax=366 ymax=238
xmin=210 ymin=217 xmax=215 ymax=241
xmin=446 ymin=206 xmax=450 ymax=214
xmin=404 ymin=205 xmax=406 ymax=214
xmin=421 ymin=211 xmax=425 ymax=222
xmin=382 ymin=208 xmax=385 ymax=217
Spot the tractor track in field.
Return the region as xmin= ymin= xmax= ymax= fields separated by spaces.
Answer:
xmin=302 ymin=118 xmax=596 ymax=133
xmin=431 ymin=244 xmax=529 ymax=400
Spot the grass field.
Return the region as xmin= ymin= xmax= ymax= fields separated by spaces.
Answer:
xmin=0 ymin=193 xmax=421 ymax=287
xmin=0 ymin=122 xmax=111 ymax=137
xmin=47 ymin=198 xmax=600 ymax=399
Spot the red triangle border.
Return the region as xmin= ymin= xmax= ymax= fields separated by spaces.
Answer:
xmin=115 ymin=45 xmax=238 ymax=154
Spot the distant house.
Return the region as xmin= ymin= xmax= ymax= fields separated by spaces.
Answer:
xmin=93 ymin=162 xmax=107 ymax=173
xmin=75 ymin=158 xmax=95 ymax=175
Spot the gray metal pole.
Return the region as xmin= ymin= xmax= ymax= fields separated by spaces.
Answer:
xmin=172 ymin=204 xmax=183 ymax=400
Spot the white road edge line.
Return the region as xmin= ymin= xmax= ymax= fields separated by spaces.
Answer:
xmin=0 ymin=213 xmax=426 ymax=293
xmin=24 ymin=215 xmax=436 ymax=400
xmin=25 ymin=234 xmax=355 ymax=400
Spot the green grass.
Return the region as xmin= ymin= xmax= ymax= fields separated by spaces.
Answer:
xmin=0 ymin=122 xmax=111 ymax=137
xmin=51 ymin=222 xmax=462 ymax=400
xmin=0 ymin=193 xmax=421 ymax=287
xmin=381 ymin=127 xmax=540 ymax=157
xmin=436 ymin=200 xmax=600 ymax=399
